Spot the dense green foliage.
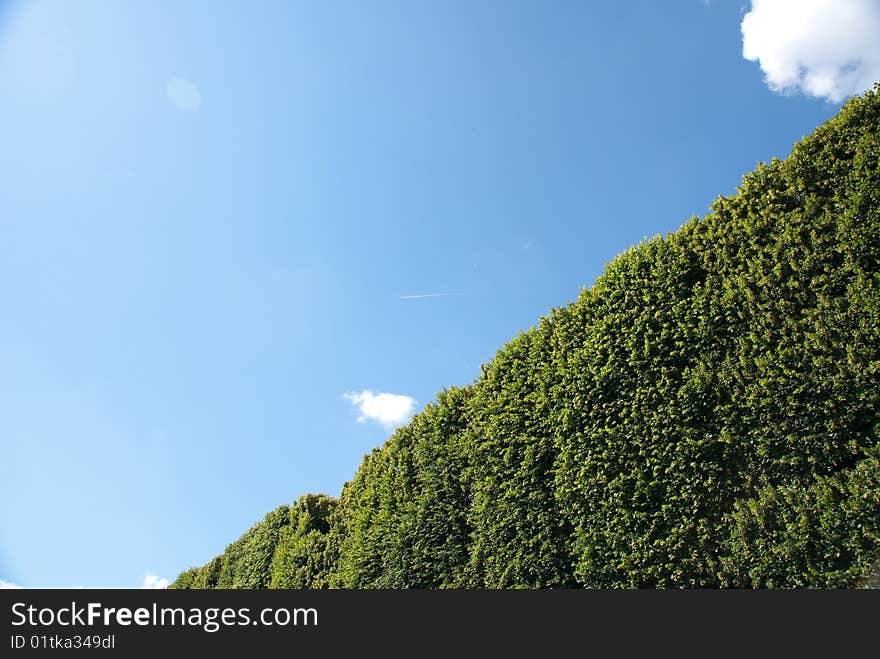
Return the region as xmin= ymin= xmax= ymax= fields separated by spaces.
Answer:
xmin=269 ymin=495 xmax=338 ymax=589
xmin=719 ymin=448 xmax=880 ymax=588
xmin=172 ymin=87 xmax=880 ymax=589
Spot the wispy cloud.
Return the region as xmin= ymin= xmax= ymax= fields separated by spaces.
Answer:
xmin=165 ymin=77 xmax=202 ymax=111
xmin=0 ymin=579 xmax=22 ymax=589
xmin=399 ymin=292 xmax=464 ymax=299
xmin=344 ymin=390 xmax=417 ymax=429
xmin=742 ymin=0 xmax=880 ymax=102
xmin=142 ymin=574 xmax=169 ymax=589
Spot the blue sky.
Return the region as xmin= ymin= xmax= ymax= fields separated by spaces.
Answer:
xmin=1 ymin=0 xmax=877 ymax=588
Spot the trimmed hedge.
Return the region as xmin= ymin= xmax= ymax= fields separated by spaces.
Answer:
xmin=172 ymin=85 xmax=880 ymax=589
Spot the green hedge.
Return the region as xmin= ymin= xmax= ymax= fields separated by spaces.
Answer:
xmin=172 ymin=85 xmax=880 ymax=590
xmin=269 ymin=495 xmax=337 ymax=589
xmin=720 ymin=447 xmax=880 ymax=588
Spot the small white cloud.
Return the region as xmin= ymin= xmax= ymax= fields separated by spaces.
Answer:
xmin=165 ymin=77 xmax=202 ymax=111
xmin=142 ymin=574 xmax=169 ymax=589
xmin=344 ymin=390 xmax=417 ymax=429
xmin=0 ymin=579 xmax=22 ymax=589
xmin=742 ymin=0 xmax=880 ymax=102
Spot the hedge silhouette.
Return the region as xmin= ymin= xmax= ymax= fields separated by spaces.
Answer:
xmin=172 ymin=85 xmax=880 ymax=589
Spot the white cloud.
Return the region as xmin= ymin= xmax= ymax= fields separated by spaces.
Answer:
xmin=742 ymin=0 xmax=880 ymax=102
xmin=344 ymin=390 xmax=417 ymax=429
xmin=0 ymin=579 xmax=22 ymax=589
xmin=142 ymin=574 xmax=169 ymax=589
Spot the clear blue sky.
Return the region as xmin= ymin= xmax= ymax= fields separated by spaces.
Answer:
xmin=0 ymin=0 xmax=866 ymax=588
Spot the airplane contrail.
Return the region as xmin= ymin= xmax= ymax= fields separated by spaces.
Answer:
xmin=399 ymin=292 xmax=465 ymax=299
